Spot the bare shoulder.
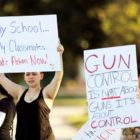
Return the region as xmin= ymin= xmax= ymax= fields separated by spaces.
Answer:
xmin=42 ymin=86 xmax=49 ymax=98
xmin=42 ymin=87 xmax=54 ymax=109
xmin=14 ymin=85 xmax=26 ymax=103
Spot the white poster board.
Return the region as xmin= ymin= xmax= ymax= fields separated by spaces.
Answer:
xmin=0 ymin=15 xmax=60 ymax=73
xmin=73 ymin=45 xmax=139 ymax=139
xmin=72 ymin=121 xmax=122 ymax=140
xmin=84 ymin=45 xmax=139 ymax=130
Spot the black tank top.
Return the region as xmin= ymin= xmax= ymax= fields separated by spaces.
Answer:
xmin=16 ymin=89 xmax=52 ymax=140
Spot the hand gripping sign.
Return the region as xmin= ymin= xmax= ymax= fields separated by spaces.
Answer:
xmin=73 ymin=45 xmax=140 ymax=140
xmin=0 ymin=15 xmax=60 ymax=73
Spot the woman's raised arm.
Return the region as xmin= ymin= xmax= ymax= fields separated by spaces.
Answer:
xmin=0 ymin=74 xmax=25 ymax=100
xmin=43 ymin=43 xmax=64 ymax=100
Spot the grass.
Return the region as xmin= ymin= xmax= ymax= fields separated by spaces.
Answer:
xmin=54 ymin=98 xmax=87 ymax=106
xmin=66 ymin=112 xmax=88 ymax=129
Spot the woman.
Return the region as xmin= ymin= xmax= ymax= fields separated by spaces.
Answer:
xmin=0 ymin=85 xmax=16 ymax=140
xmin=0 ymin=43 xmax=64 ymax=140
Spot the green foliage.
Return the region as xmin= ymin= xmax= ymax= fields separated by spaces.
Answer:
xmin=96 ymin=0 xmax=140 ymax=65
xmin=1 ymin=0 xmax=140 ymax=77
xmin=99 ymin=1 xmax=140 ymax=44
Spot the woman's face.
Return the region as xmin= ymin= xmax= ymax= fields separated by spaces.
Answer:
xmin=24 ymin=72 xmax=44 ymax=88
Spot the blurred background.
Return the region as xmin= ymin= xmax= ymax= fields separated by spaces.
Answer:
xmin=1 ymin=0 xmax=140 ymax=139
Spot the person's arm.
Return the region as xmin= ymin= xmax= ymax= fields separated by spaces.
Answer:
xmin=137 ymin=75 xmax=140 ymax=101
xmin=0 ymin=111 xmax=6 ymax=127
xmin=43 ymin=43 xmax=64 ymax=100
xmin=137 ymin=89 xmax=140 ymax=100
xmin=0 ymin=74 xmax=25 ymax=100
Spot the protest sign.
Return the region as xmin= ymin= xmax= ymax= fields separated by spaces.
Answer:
xmin=72 ymin=121 xmax=122 ymax=140
xmin=84 ymin=45 xmax=139 ymax=129
xmin=73 ymin=45 xmax=140 ymax=140
xmin=0 ymin=15 xmax=60 ymax=73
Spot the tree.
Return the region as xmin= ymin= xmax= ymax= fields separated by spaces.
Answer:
xmin=2 ymin=0 xmax=140 ymax=79
xmin=98 ymin=0 xmax=140 ymax=66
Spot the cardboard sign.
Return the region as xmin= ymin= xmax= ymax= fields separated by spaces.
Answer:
xmin=84 ymin=45 xmax=139 ymax=129
xmin=0 ymin=15 xmax=60 ymax=73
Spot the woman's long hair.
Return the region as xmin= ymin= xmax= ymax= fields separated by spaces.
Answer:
xmin=0 ymin=84 xmax=13 ymax=100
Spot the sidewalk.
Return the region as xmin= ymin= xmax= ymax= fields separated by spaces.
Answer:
xmin=50 ymin=106 xmax=86 ymax=140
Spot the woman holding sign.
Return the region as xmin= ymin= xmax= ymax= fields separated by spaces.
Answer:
xmin=0 ymin=43 xmax=64 ymax=140
xmin=0 ymin=84 xmax=16 ymax=140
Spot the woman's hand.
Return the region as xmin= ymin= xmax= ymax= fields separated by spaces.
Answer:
xmin=137 ymin=90 xmax=140 ymax=101
xmin=57 ymin=43 xmax=64 ymax=55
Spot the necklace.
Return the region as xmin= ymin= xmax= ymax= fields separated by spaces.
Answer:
xmin=25 ymin=88 xmax=41 ymax=102
xmin=28 ymin=95 xmax=35 ymax=101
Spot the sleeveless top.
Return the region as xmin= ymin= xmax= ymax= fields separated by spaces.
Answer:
xmin=0 ymin=98 xmax=16 ymax=140
xmin=16 ymin=89 xmax=53 ymax=140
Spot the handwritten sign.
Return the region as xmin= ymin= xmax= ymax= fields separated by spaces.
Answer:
xmin=72 ymin=121 xmax=122 ymax=140
xmin=0 ymin=15 xmax=60 ymax=73
xmin=84 ymin=45 xmax=139 ymax=129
